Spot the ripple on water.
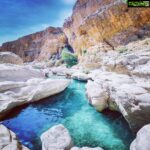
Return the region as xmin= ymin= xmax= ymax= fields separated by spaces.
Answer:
xmin=2 ymin=80 xmax=134 ymax=150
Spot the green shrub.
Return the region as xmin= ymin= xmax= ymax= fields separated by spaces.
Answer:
xmin=117 ymin=47 xmax=128 ymax=53
xmin=61 ymin=48 xmax=78 ymax=67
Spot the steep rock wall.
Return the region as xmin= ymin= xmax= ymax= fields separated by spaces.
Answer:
xmin=0 ymin=27 xmax=67 ymax=62
xmin=63 ymin=0 xmax=150 ymax=55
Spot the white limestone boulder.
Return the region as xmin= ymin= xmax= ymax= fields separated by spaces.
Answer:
xmin=0 ymin=52 xmax=23 ymax=65
xmin=41 ymin=124 xmax=73 ymax=150
xmin=86 ymin=71 xmax=150 ymax=131
xmin=72 ymin=72 xmax=89 ymax=81
xmin=130 ymin=124 xmax=150 ymax=150
xmin=0 ymin=63 xmax=70 ymax=119
xmin=0 ymin=124 xmax=30 ymax=150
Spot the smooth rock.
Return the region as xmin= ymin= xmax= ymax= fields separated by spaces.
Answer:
xmin=0 ymin=52 xmax=23 ymax=64
xmin=0 ymin=64 xmax=70 ymax=118
xmin=0 ymin=64 xmax=44 ymax=82
xmin=0 ymin=124 xmax=30 ymax=150
xmin=130 ymin=124 xmax=150 ymax=150
xmin=41 ymin=124 xmax=73 ymax=150
xmin=86 ymin=71 xmax=150 ymax=131
xmin=71 ymin=72 xmax=89 ymax=81
xmin=86 ymin=80 xmax=109 ymax=111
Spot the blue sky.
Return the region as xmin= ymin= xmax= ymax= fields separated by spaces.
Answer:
xmin=0 ymin=0 xmax=76 ymax=45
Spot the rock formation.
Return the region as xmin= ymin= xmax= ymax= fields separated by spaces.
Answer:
xmin=1 ymin=0 xmax=150 ymax=61
xmin=40 ymin=124 xmax=104 ymax=150
xmin=63 ymin=0 xmax=150 ymax=55
xmin=0 ymin=52 xmax=23 ymax=64
xmin=86 ymin=38 xmax=150 ymax=132
xmin=130 ymin=124 xmax=150 ymax=150
xmin=41 ymin=124 xmax=73 ymax=150
xmin=0 ymin=64 xmax=70 ymax=119
xmin=0 ymin=27 xmax=67 ymax=62
xmin=0 ymin=124 xmax=29 ymax=150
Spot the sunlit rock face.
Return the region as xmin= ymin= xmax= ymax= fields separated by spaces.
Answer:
xmin=0 ymin=27 xmax=67 ymax=62
xmin=63 ymin=0 xmax=150 ymax=54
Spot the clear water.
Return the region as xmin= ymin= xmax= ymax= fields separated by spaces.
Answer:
xmin=2 ymin=80 xmax=134 ymax=150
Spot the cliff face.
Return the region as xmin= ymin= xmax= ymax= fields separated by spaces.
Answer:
xmin=0 ymin=27 xmax=67 ymax=62
xmin=63 ymin=0 xmax=150 ymax=55
xmin=1 ymin=0 xmax=150 ymax=62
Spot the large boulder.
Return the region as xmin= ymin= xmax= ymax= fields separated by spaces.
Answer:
xmin=0 ymin=52 xmax=23 ymax=64
xmin=0 ymin=64 xmax=70 ymax=119
xmin=0 ymin=64 xmax=44 ymax=82
xmin=71 ymin=72 xmax=89 ymax=81
xmin=41 ymin=124 xmax=73 ymax=150
xmin=86 ymin=80 xmax=109 ymax=111
xmin=0 ymin=124 xmax=29 ymax=150
xmin=130 ymin=124 xmax=150 ymax=150
xmin=86 ymin=71 xmax=150 ymax=132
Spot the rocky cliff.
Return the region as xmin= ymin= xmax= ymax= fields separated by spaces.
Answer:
xmin=1 ymin=0 xmax=150 ymax=61
xmin=63 ymin=0 xmax=150 ymax=55
xmin=0 ymin=27 xmax=67 ymax=62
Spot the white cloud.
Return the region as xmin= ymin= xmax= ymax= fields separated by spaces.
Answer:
xmin=62 ymin=0 xmax=76 ymax=5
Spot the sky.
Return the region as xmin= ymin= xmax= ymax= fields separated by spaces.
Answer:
xmin=0 ymin=0 xmax=76 ymax=45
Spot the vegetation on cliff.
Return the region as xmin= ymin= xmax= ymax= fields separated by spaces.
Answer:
xmin=61 ymin=48 xmax=78 ymax=67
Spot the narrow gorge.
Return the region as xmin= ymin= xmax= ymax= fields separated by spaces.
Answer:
xmin=0 ymin=0 xmax=150 ymax=150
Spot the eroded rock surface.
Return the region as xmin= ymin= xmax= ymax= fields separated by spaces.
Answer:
xmin=0 ymin=52 xmax=23 ymax=64
xmin=86 ymin=38 xmax=150 ymax=132
xmin=0 ymin=124 xmax=29 ymax=150
xmin=130 ymin=124 xmax=150 ymax=150
xmin=0 ymin=64 xmax=70 ymax=119
xmin=64 ymin=0 xmax=150 ymax=54
xmin=41 ymin=124 xmax=73 ymax=150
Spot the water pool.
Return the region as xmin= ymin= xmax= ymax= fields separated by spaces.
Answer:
xmin=2 ymin=80 xmax=134 ymax=150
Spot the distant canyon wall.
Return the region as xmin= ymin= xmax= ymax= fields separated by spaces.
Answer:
xmin=0 ymin=27 xmax=67 ymax=62
xmin=1 ymin=0 xmax=150 ymax=61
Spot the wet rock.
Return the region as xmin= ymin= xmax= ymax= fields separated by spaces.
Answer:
xmin=0 ymin=124 xmax=30 ymax=150
xmin=41 ymin=124 xmax=73 ymax=150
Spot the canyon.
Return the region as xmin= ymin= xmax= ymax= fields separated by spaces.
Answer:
xmin=1 ymin=0 xmax=150 ymax=61
xmin=0 ymin=0 xmax=150 ymax=150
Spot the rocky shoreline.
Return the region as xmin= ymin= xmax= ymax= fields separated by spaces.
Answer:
xmin=0 ymin=0 xmax=150 ymax=149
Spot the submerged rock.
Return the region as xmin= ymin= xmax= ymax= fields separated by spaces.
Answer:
xmin=130 ymin=124 xmax=150 ymax=150
xmin=41 ymin=124 xmax=73 ymax=150
xmin=0 ymin=64 xmax=70 ymax=119
xmin=0 ymin=124 xmax=29 ymax=150
xmin=0 ymin=52 xmax=23 ymax=65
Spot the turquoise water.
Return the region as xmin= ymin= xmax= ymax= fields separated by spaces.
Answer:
xmin=2 ymin=80 xmax=134 ymax=150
